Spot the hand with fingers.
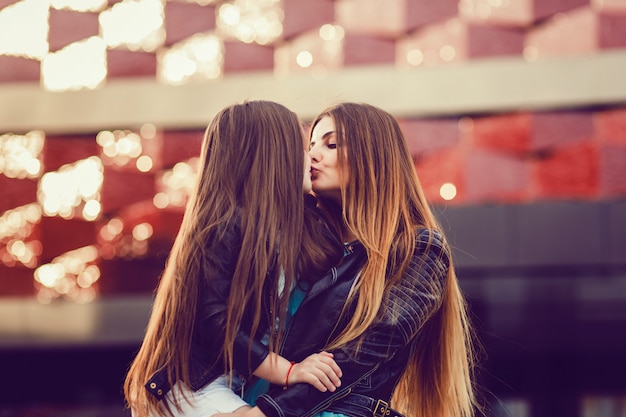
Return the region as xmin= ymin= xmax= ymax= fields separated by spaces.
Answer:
xmin=286 ymin=351 xmax=342 ymax=392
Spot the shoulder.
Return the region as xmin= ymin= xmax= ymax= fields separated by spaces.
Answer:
xmin=413 ymin=227 xmax=450 ymax=267
xmin=416 ymin=227 xmax=444 ymax=246
xmin=207 ymin=210 xmax=243 ymax=257
xmin=219 ymin=208 xmax=243 ymax=238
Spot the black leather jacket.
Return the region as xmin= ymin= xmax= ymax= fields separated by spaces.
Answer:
xmin=145 ymin=197 xmax=344 ymax=402
xmin=145 ymin=215 xmax=274 ymax=400
xmin=255 ymin=228 xmax=450 ymax=417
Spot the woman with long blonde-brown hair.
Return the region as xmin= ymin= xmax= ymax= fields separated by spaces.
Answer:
xmin=124 ymin=100 xmax=344 ymax=417
xmin=222 ymin=102 xmax=478 ymax=417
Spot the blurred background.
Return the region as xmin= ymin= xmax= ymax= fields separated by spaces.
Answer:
xmin=0 ymin=0 xmax=625 ymax=416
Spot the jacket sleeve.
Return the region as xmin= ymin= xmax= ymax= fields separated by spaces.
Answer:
xmin=196 ymin=220 xmax=271 ymax=379
xmin=254 ymin=229 xmax=450 ymax=417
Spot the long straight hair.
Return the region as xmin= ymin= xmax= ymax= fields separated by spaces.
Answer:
xmin=124 ymin=101 xmax=306 ymax=417
xmin=312 ymin=103 xmax=477 ymax=417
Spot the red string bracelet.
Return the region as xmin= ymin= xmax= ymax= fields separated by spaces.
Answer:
xmin=284 ymin=361 xmax=296 ymax=390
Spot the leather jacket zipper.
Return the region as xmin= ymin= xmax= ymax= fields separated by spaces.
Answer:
xmin=302 ymin=364 xmax=379 ymax=417
xmin=278 ymin=266 xmax=338 ymax=354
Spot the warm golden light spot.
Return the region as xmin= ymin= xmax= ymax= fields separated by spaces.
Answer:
xmin=136 ymin=155 xmax=154 ymax=172
xmin=140 ymin=123 xmax=157 ymax=139
xmin=0 ymin=132 xmax=44 ymax=179
xmin=0 ymin=0 xmax=49 ymax=59
xmin=217 ymin=0 xmax=283 ymax=45
xmin=51 ymin=0 xmax=107 ymax=12
xmin=41 ymin=37 xmax=107 ymax=92
xmin=38 ymin=157 xmax=103 ymax=220
xmin=319 ymin=24 xmax=344 ymax=41
xmin=34 ymin=246 xmax=100 ymax=302
xmin=97 ymin=130 xmax=145 ymax=166
xmin=440 ymin=183 xmax=458 ymax=201
xmin=439 ymin=45 xmax=456 ymax=62
xmin=219 ymin=3 xmax=240 ymax=26
xmin=158 ymin=34 xmax=223 ymax=85
xmin=100 ymin=0 xmax=165 ymax=51
xmin=82 ymin=199 xmax=102 ymax=221
xmin=296 ymin=51 xmax=313 ymax=68
xmin=35 ymin=263 xmax=65 ymax=288
xmin=133 ymin=223 xmax=153 ymax=241
xmin=407 ymin=49 xmax=424 ymax=66
xmin=0 ymin=204 xmax=42 ymax=268
xmin=153 ymin=192 xmax=169 ymax=209
xmin=0 ymin=204 xmax=41 ymax=239
xmin=77 ymin=264 xmax=100 ymax=288
xmin=106 ymin=218 xmax=124 ymax=236
xmin=155 ymin=159 xmax=198 ymax=208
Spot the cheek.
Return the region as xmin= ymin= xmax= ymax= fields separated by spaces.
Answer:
xmin=329 ymin=154 xmax=339 ymax=168
xmin=332 ymin=156 xmax=343 ymax=176
xmin=335 ymin=157 xmax=348 ymax=183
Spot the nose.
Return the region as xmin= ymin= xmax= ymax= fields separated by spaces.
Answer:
xmin=308 ymin=145 xmax=320 ymax=162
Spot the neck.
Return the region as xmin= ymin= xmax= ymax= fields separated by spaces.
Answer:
xmin=315 ymin=193 xmax=355 ymax=242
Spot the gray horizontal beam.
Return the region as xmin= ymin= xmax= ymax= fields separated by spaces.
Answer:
xmin=0 ymin=295 xmax=152 ymax=347
xmin=0 ymin=200 xmax=624 ymax=347
xmin=437 ymin=200 xmax=626 ymax=268
xmin=1 ymin=50 xmax=626 ymax=134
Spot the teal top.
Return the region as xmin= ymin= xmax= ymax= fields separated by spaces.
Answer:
xmin=243 ymin=282 xmax=349 ymax=417
xmin=243 ymin=282 xmax=306 ymax=405
xmin=245 ymin=244 xmax=354 ymax=416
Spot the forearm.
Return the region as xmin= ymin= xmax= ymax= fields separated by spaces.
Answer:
xmin=242 ymin=407 xmax=267 ymax=417
xmin=252 ymin=352 xmax=293 ymax=386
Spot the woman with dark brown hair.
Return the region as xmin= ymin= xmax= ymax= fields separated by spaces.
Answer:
xmin=222 ymin=102 xmax=478 ymax=417
xmin=124 ymin=100 xmax=344 ymax=417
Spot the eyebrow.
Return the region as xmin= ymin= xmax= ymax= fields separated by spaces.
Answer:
xmin=311 ymin=130 xmax=335 ymax=143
